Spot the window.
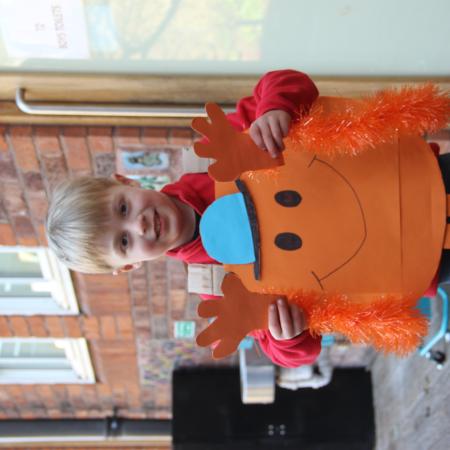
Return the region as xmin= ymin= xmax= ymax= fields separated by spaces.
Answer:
xmin=0 ymin=247 xmax=79 ymax=315
xmin=0 ymin=338 xmax=95 ymax=384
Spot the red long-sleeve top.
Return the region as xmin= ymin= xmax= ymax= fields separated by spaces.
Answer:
xmin=163 ymin=70 xmax=321 ymax=368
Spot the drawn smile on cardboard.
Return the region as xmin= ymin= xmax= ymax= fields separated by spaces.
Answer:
xmin=306 ymin=155 xmax=367 ymax=290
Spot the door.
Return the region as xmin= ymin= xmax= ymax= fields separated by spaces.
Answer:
xmin=0 ymin=0 xmax=449 ymax=126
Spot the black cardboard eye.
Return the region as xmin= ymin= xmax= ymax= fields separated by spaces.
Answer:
xmin=275 ymin=190 xmax=302 ymax=207
xmin=275 ymin=233 xmax=302 ymax=251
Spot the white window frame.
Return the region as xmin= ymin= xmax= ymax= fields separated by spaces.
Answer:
xmin=0 ymin=338 xmax=95 ymax=384
xmin=0 ymin=246 xmax=79 ymax=315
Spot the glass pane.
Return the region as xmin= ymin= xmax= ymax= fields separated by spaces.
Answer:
xmin=0 ymin=252 xmax=42 ymax=278
xmin=0 ymin=282 xmax=52 ymax=298
xmin=0 ymin=0 xmax=449 ymax=76
xmin=0 ymin=340 xmax=66 ymax=358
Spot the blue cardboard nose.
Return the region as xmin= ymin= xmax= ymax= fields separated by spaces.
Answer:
xmin=200 ymin=193 xmax=255 ymax=264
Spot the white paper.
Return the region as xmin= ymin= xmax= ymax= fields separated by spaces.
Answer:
xmin=0 ymin=0 xmax=89 ymax=59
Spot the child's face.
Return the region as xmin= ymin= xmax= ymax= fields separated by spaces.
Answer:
xmin=98 ymin=181 xmax=188 ymax=273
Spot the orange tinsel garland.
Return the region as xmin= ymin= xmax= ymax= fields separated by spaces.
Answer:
xmin=286 ymin=84 xmax=450 ymax=157
xmin=288 ymin=291 xmax=428 ymax=355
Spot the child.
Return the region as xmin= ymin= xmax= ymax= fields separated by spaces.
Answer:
xmin=46 ymin=69 xmax=322 ymax=368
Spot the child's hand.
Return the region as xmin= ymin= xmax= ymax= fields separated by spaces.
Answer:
xmin=268 ymin=298 xmax=306 ymax=340
xmin=249 ymin=109 xmax=291 ymax=158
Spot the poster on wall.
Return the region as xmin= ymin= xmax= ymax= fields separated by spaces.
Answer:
xmin=116 ymin=145 xmax=184 ymax=191
xmin=0 ymin=0 xmax=89 ymax=59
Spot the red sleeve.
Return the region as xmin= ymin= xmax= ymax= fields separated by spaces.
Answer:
xmin=254 ymin=329 xmax=322 ymax=368
xmin=226 ymin=69 xmax=319 ymax=131
xmin=195 ymin=71 xmax=321 ymax=367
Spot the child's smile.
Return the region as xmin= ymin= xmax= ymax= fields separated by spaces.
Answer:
xmin=99 ymin=182 xmax=195 ymax=272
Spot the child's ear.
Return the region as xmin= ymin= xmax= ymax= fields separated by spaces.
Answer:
xmin=113 ymin=262 xmax=142 ymax=275
xmin=113 ymin=173 xmax=140 ymax=187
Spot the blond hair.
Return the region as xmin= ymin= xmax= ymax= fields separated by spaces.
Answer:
xmin=46 ymin=176 xmax=120 ymax=274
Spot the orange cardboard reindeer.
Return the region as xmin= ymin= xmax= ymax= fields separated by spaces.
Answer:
xmin=192 ymin=86 xmax=450 ymax=359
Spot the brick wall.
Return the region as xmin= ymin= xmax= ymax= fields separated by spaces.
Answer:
xmin=0 ymin=124 xmax=233 ymax=421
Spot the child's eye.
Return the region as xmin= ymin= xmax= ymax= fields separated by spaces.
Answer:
xmin=119 ymin=200 xmax=128 ymax=217
xmin=120 ymin=233 xmax=129 ymax=251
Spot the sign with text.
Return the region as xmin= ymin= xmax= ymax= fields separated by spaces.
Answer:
xmin=0 ymin=0 xmax=89 ymax=59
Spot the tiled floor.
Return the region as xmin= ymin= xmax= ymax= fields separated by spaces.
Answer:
xmin=371 ymin=286 xmax=450 ymax=450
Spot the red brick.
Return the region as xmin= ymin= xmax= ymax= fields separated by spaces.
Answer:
xmin=0 ymin=153 xmax=18 ymax=180
xmin=116 ymin=315 xmax=134 ymax=339
xmin=170 ymin=289 xmax=187 ymax=320
xmin=19 ymin=411 xmax=45 ymax=419
xmin=35 ymin=384 xmax=60 ymax=410
xmin=34 ymin=126 xmax=61 ymax=156
xmin=34 ymin=384 xmax=52 ymax=396
xmin=155 ymin=388 xmax=171 ymax=409
xmin=100 ymin=315 xmax=117 ymax=339
xmin=22 ymin=171 xmax=45 ymax=191
xmin=62 ymin=315 xmax=82 ymax=337
xmin=130 ymin=262 xmax=147 ymax=280
xmin=96 ymin=341 xmax=139 ymax=387
xmin=133 ymin=306 xmax=151 ymax=329
xmin=131 ymin=289 xmax=148 ymax=308
xmin=0 ymin=410 xmax=18 ymax=419
xmin=40 ymin=154 xmax=68 ymax=191
xmin=0 ymin=126 xmax=8 ymax=152
xmin=151 ymin=294 xmax=167 ymax=315
xmin=9 ymin=316 xmax=30 ymax=336
xmin=1 ymin=400 xmax=20 ymax=418
xmin=112 ymin=386 xmax=129 ymax=408
xmin=9 ymin=126 xmax=39 ymax=171
xmin=88 ymin=127 xmax=114 ymax=153
xmin=2 ymin=181 xmax=27 ymax=215
xmin=0 ymin=201 xmax=7 ymax=222
xmin=79 ymin=385 xmax=101 ymax=409
xmin=96 ymin=382 xmax=113 ymax=397
xmin=115 ymin=127 xmax=141 ymax=145
xmin=62 ymin=126 xmax=92 ymax=173
xmin=77 ymin=273 xmax=132 ymax=315
xmin=169 ymin=128 xmax=194 ymax=146
xmin=131 ymin=277 xmax=148 ymax=294
xmin=66 ymin=385 xmax=87 ymax=411
xmin=37 ymin=223 xmax=48 ymax=246
xmin=27 ymin=316 xmax=48 ymax=337
xmin=0 ymin=316 xmax=12 ymax=336
xmin=96 ymin=383 xmax=114 ymax=411
xmin=6 ymin=385 xmax=23 ymax=399
xmin=45 ymin=316 xmax=66 ymax=337
xmin=81 ymin=315 xmax=100 ymax=339
xmin=141 ymin=127 xmax=169 ymax=145
xmin=27 ymin=191 xmax=48 ymax=223
xmin=15 ymin=233 xmax=38 ymax=247
xmin=51 ymin=385 xmax=74 ymax=414
xmin=125 ymin=387 xmax=144 ymax=409
xmin=134 ymin=326 xmax=151 ymax=341
xmin=122 ymin=409 xmax=148 ymax=419
xmin=73 ymin=409 xmax=97 ymax=419
xmin=151 ymin=314 xmax=168 ymax=338
xmin=12 ymin=215 xmax=38 ymax=246
xmin=79 ymin=408 xmax=105 ymax=418
xmin=21 ymin=385 xmax=46 ymax=409
xmin=150 ymin=275 xmax=168 ymax=292
xmin=46 ymin=408 xmax=68 ymax=418
xmin=0 ymin=223 xmax=16 ymax=245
